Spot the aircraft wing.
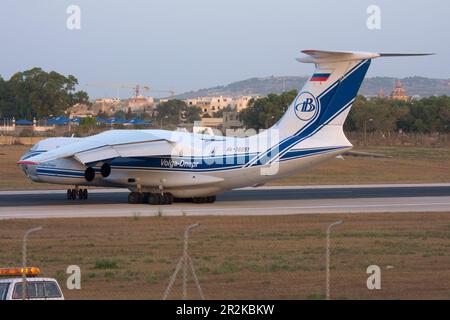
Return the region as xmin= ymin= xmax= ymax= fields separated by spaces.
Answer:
xmin=21 ymin=130 xmax=180 ymax=165
xmin=73 ymin=139 xmax=174 ymax=164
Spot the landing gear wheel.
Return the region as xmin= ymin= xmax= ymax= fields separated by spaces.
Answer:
xmin=141 ymin=193 xmax=150 ymax=204
xmin=192 ymin=197 xmax=203 ymax=204
xmin=162 ymin=193 xmax=173 ymax=205
xmin=148 ymin=193 xmax=173 ymax=205
xmin=192 ymin=196 xmax=216 ymax=204
xmin=128 ymin=192 xmax=142 ymax=204
xmin=77 ymin=189 xmax=88 ymax=200
xmin=71 ymin=189 xmax=78 ymax=200
xmin=148 ymin=193 xmax=159 ymax=205
xmin=67 ymin=189 xmax=72 ymax=200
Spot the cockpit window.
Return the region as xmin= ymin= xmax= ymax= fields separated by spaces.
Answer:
xmin=30 ymin=143 xmax=40 ymax=151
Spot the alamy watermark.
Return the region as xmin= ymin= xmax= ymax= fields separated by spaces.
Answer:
xmin=66 ymin=265 xmax=81 ymax=290
xmin=168 ymin=127 xmax=281 ymax=176
xmin=366 ymin=265 xmax=381 ymax=290
xmin=367 ymin=5 xmax=381 ymax=30
xmin=66 ymin=5 xmax=81 ymax=30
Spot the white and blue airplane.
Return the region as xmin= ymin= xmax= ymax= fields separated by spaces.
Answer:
xmin=17 ymin=50 xmax=430 ymax=204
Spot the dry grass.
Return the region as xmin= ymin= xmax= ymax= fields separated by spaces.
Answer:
xmin=0 ymin=145 xmax=71 ymax=190
xmin=0 ymin=213 xmax=449 ymax=300
xmin=270 ymin=146 xmax=450 ymax=185
xmin=0 ymin=145 xmax=449 ymax=190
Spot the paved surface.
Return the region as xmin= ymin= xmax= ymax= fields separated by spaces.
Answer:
xmin=0 ymin=184 xmax=450 ymax=219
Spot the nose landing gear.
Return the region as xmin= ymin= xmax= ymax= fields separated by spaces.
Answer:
xmin=67 ymin=187 xmax=88 ymax=200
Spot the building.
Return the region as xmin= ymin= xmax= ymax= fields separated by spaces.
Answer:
xmin=67 ymin=93 xmax=256 ymax=119
xmin=185 ymin=97 xmax=215 ymax=114
xmin=234 ymin=96 xmax=254 ymax=112
xmin=124 ymin=96 xmax=155 ymax=113
xmin=92 ymin=98 xmax=122 ymax=115
xmin=376 ymin=80 xmax=411 ymax=102
xmin=390 ymin=80 xmax=410 ymax=102
xmin=69 ymin=103 xmax=96 ymax=118
xmin=186 ymin=96 xmax=234 ymax=115
xmin=199 ymin=117 xmax=223 ymax=128
xmin=183 ymin=95 xmax=257 ymax=116
xmin=208 ymin=96 xmax=234 ymax=114
xmin=222 ymin=111 xmax=243 ymax=130
xmin=86 ymin=96 xmax=155 ymax=116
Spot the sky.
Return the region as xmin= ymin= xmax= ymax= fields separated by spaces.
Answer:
xmin=0 ymin=0 xmax=448 ymax=98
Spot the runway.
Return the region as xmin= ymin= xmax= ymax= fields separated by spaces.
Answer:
xmin=1 ymin=183 xmax=450 ymax=219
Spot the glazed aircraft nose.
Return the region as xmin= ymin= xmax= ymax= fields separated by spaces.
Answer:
xmin=17 ymin=159 xmax=40 ymax=178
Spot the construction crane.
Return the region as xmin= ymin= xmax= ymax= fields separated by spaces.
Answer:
xmin=85 ymin=83 xmax=175 ymax=99
xmin=85 ymin=83 xmax=151 ymax=99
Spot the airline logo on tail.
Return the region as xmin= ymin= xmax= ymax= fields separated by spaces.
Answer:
xmin=294 ymin=91 xmax=320 ymax=121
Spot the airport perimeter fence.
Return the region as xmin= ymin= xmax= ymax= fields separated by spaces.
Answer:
xmin=1 ymin=211 xmax=449 ymax=300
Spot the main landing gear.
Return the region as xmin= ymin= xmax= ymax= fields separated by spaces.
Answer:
xmin=149 ymin=193 xmax=174 ymax=205
xmin=67 ymin=188 xmax=88 ymax=200
xmin=128 ymin=192 xmax=174 ymax=205
xmin=127 ymin=192 xmax=216 ymax=205
xmin=192 ymin=196 xmax=216 ymax=204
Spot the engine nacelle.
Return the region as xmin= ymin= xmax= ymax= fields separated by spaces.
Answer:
xmin=84 ymin=167 xmax=96 ymax=182
xmin=100 ymin=163 xmax=111 ymax=178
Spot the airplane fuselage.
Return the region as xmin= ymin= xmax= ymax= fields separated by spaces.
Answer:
xmin=19 ymin=129 xmax=350 ymax=198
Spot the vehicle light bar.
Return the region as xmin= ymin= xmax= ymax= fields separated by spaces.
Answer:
xmin=0 ymin=267 xmax=41 ymax=277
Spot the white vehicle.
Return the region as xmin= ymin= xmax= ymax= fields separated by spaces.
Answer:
xmin=0 ymin=267 xmax=64 ymax=300
xmin=17 ymin=50 xmax=430 ymax=205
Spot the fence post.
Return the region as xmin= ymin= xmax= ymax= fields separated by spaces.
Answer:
xmin=326 ymin=221 xmax=343 ymax=300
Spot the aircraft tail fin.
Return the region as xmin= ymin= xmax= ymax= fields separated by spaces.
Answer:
xmin=273 ymin=50 xmax=432 ymax=148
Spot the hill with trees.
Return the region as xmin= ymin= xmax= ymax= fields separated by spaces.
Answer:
xmin=178 ymin=76 xmax=450 ymax=99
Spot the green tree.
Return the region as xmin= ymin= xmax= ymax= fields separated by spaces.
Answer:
xmin=70 ymin=90 xmax=90 ymax=106
xmin=239 ymin=90 xmax=297 ymax=130
xmin=75 ymin=117 xmax=98 ymax=136
xmin=213 ymin=105 xmax=234 ymax=118
xmin=411 ymin=96 xmax=450 ymax=133
xmin=97 ymin=111 xmax=109 ymax=119
xmin=184 ymin=105 xmax=202 ymax=123
xmin=137 ymin=112 xmax=152 ymax=121
xmin=156 ymin=99 xmax=186 ymax=127
xmin=113 ymin=110 xmax=127 ymax=119
xmin=0 ymin=76 xmax=15 ymax=118
xmin=0 ymin=68 xmax=89 ymax=119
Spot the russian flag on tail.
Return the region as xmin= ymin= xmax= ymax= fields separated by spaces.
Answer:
xmin=310 ymin=72 xmax=332 ymax=82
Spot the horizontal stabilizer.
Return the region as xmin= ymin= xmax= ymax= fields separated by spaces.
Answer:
xmin=378 ymin=53 xmax=435 ymax=57
xmin=297 ymin=50 xmax=434 ymax=63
